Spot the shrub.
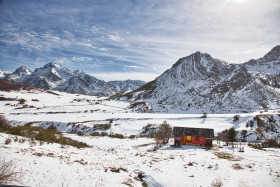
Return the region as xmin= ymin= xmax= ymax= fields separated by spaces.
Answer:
xmin=201 ymin=113 xmax=207 ymax=118
xmin=5 ymin=138 xmax=12 ymax=145
xmin=248 ymin=143 xmax=263 ymax=150
xmin=109 ymin=133 xmax=125 ymax=139
xmin=232 ymin=163 xmax=243 ymax=170
xmin=233 ymin=115 xmax=240 ymax=122
xmin=211 ymin=177 xmax=223 ymax=187
xmin=0 ymin=115 xmax=10 ymax=132
xmin=94 ymin=123 xmax=111 ymax=130
xmin=56 ymin=136 xmax=90 ymax=149
xmin=254 ymin=115 xmax=265 ymax=128
xmin=217 ymin=129 xmax=229 ymax=143
xmin=129 ymin=135 xmax=137 ymax=139
xmin=155 ymin=121 xmax=172 ymax=145
xmin=262 ymin=139 xmax=280 ymax=148
xmin=90 ymin=132 xmax=100 ymax=136
xmin=246 ymin=120 xmax=254 ymax=128
xmin=100 ymin=132 xmax=108 ymax=136
xmin=141 ymin=123 xmax=157 ymax=136
xmin=0 ymin=158 xmax=22 ymax=184
xmin=3 ymin=123 xmax=90 ymax=149
xmin=18 ymin=99 xmax=26 ymax=105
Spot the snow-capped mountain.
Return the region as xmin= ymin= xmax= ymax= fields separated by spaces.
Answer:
xmin=57 ymin=70 xmax=114 ymax=96
xmin=122 ymin=45 xmax=280 ymax=113
xmin=0 ymin=69 xmax=9 ymax=78
xmin=5 ymin=66 xmax=32 ymax=81
xmin=107 ymin=80 xmax=146 ymax=94
xmin=3 ymin=62 xmax=145 ymax=96
xmin=244 ymin=45 xmax=280 ymax=88
xmin=21 ymin=63 xmax=73 ymax=90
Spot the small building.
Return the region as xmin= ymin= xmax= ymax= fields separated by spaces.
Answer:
xmin=173 ymin=127 xmax=214 ymax=147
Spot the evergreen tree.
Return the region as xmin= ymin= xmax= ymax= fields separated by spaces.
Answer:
xmin=227 ymin=127 xmax=237 ymax=142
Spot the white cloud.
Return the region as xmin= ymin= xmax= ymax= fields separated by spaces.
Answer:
xmin=1 ymin=0 xmax=279 ymax=76
xmin=93 ymin=72 xmax=159 ymax=82
xmin=124 ymin=65 xmax=144 ymax=69
xmin=108 ymin=34 xmax=123 ymax=42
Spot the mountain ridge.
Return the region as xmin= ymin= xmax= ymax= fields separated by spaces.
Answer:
xmin=121 ymin=45 xmax=280 ymax=113
xmin=3 ymin=63 xmax=145 ymax=96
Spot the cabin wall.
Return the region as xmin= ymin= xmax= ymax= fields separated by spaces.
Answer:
xmin=180 ymin=136 xmax=206 ymax=146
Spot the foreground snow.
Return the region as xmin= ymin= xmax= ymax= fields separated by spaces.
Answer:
xmin=1 ymin=89 xmax=280 ymax=186
xmin=1 ymin=133 xmax=280 ymax=187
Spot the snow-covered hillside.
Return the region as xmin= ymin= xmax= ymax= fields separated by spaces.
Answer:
xmin=0 ymin=89 xmax=279 ymax=141
xmin=122 ymin=46 xmax=280 ymax=113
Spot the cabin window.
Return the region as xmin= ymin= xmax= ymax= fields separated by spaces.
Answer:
xmin=195 ymin=136 xmax=199 ymax=141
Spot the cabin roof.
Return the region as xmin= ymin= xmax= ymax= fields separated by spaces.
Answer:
xmin=173 ymin=127 xmax=214 ymax=138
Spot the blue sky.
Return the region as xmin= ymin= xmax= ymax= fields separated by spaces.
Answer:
xmin=0 ymin=0 xmax=279 ymax=81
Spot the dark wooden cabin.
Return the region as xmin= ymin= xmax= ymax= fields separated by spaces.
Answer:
xmin=173 ymin=127 xmax=214 ymax=147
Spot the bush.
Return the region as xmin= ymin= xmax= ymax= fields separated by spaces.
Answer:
xmin=140 ymin=123 xmax=157 ymax=137
xmin=109 ymin=133 xmax=125 ymax=139
xmin=248 ymin=143 xmax=263 ymax=150
xmin=246 ymin=120 xmax=254 ymax=128
xmin=262 ymin=139 xmax=280 ymax=148
xmin=211 ymin=177 xmax=223 ymax=187
xmin=94 ymin=123 xmax=111 ymax=130
xmin=90 ymin=132 xmax=100 ymax=136
xmin=201 ymin=113 xmax=207 ymax=118
xmin=233 ymin=115 xmax=240 ymax=122
xmin=3 ymin=122 xmax=90 ymax=149
xmin=129 ymin=135 xmax=137 ymax=139
xmin=18 ymin=99 xmax=26 ymax=105
xmin=5 ymin=138 xmax=12 ymax=145
xmin=155 ymin=121 xmax=172 ymax=145
xmin=0 ymin=158 xmax=22 ymax=184
xmin=0 ymin=115 xmax=10 ymax=132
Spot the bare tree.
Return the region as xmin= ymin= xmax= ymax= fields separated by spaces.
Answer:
xmin=155 ymin=121 xmax=172 ymax=145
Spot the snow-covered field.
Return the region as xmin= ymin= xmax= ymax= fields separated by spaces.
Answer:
xmin=1 ymin=89 xmax=277 ymax=136
xmin=1 ymin=133 xmax=280 ymax=186
xmin=1 ymin=89 xmax=280 ymax=186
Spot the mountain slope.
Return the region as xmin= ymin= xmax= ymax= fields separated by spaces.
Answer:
xmin=57 ymin=70 xmax=114 ymax=96
xmin=107 ymin=80 xmax=146 ymax=94
xmin=3 ymin=63 xmax=145 ymax=96
xmin=122 ymin=46 xmax=280 ymax=113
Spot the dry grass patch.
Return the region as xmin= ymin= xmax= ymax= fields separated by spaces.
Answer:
xmin=214 ymin=152 xmax=241 ymax=161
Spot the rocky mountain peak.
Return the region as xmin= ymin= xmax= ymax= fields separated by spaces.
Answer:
xmin=263 ymin=45 xmax=280 ymax=61
xmin=43 ymin=62 xmax=61 ymax=69
xmin=122 ymin=45 xmax=280 ymax=113
xmin=14 ymin=66 xmax=32 ymax=76
xmin=2 ymin=62 xmax=145 ymax=96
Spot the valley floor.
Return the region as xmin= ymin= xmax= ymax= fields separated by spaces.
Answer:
xmin=1 ymin=133 xmax=280 ymax=187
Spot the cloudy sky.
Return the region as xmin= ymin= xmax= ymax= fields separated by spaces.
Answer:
xmin=0 ymin=0 xmax=279 ymax=81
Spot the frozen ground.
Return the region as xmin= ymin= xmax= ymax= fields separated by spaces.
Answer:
xmin=1 ymin=133 xmax=280 ymax=187
xmin=1 ymin=90 xmax=278 ymax=136
xmin=0 ymin=90 xmax=280 ymax=186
